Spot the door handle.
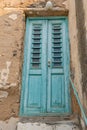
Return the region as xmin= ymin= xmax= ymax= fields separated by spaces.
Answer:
xmin=48 ymin=60 xmax=51 ymax=67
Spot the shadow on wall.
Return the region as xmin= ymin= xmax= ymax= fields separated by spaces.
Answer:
xmin=75 ymin=0 xmax=87 ymax=115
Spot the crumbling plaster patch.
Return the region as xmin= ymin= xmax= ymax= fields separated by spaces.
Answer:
xmin=0 ymin=117 xmax=19 ymax=130
xmin=0 ymin=85 xmax=20 ymax=120
xmin=0 ymin=91 xmax=8 ymax=99
xmin=0 ymin=11 xmax=25 ymax=120
xmin=0 ymin=61 xmax=11 ymax=88
xmin=9 ymin=14 xmax=17 ymax=20
xmin=0 ymin=61 xmax=17 ymax=89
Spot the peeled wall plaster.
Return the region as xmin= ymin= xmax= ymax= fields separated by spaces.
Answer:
xmin=0 ymin=61 xmax=11 ymax=88
xmin=0 ymin=117 xmax=19 ymax=130
xmin=0 ymin=11 xmax=25 ymax=120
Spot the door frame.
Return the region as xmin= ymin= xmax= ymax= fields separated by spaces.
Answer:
xmin=20 ymin=16 xmax=71 ymax=116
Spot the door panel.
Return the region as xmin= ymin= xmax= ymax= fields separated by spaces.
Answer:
xmin=51 ymin=75 xmax=65 ymax=107
xmin=21 ymin=19 xmax=47 ymax=115
xmin=20 ymin=17 xmax=71 ymax=116
xmin=27 ymin=75 xmax=42 ymax=108
xmin=47 ymin=20 xmax=66 ymax=113
xmin=27 ymin=23 xmax=43 ymax=111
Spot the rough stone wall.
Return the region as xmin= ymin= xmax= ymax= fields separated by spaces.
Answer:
xmin=0 ymin=11 xmax=25 ymax=120
xmin=0 ymin=0 xmax=66 ymax=8
xmin=0 ymin=0 xmax=68 ymax=16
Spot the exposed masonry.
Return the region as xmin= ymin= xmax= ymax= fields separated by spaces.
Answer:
xmin=0 ymin=0 xmax=66 ymax=8
xmin=0 ymin=11 xmax=25 ymax=120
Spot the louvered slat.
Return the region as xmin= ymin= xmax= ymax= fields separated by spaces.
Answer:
xmin=31 ymin=24 xmax=42 ymax=69
xmin=52 ymin=24 xmax=63 ymax=68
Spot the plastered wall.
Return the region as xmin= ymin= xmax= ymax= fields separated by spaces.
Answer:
xmin=68 ymin=0 xmax=83 ymax=113
xmin=75 ymin=0 xmax=87 ymax=116
xmin=83 ymin=0 xmax=87 ymax=116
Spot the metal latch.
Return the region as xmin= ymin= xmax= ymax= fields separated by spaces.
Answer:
xmin=48 ymin=60 xmax=51 ymax=67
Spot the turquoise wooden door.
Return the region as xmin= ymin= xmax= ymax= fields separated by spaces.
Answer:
xmin=20 ymin=17 xmax=71 ymax=116
xmin=47 ymin=20 xmax=70 ymax=113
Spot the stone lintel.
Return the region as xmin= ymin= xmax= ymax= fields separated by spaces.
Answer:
xmin=24 ymin=8 xmax=68 ymax=17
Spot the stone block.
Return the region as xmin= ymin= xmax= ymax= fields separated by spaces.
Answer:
xmin=17 ymin=122 xmax=80 ymax=130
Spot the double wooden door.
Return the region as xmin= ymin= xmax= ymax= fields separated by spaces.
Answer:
xmin=20 ymin=17 xmax=71 ymax=116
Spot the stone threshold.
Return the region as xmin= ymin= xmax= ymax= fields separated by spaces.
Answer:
xmin=17 ymin=118 xmax=81 ymax=130
xmin=17 ymin=114 xmax=81 ymax=130
xmin=19 ymin=114 xmax=79 ymax=124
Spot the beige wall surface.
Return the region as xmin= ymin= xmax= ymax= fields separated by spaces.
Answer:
xmin=82 ymin=0 xmax=87 ymax=114
xmin=75 ymin=0 xmax=87 ymax=116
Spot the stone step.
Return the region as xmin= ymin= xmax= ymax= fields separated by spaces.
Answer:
xmin=17 ymin=119 xmax=81 ymax=130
